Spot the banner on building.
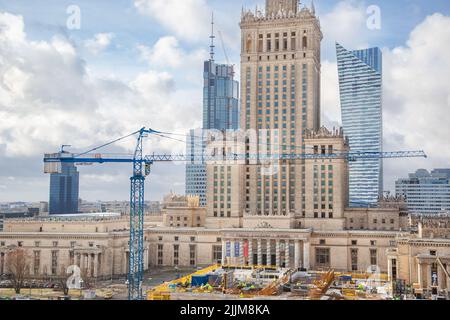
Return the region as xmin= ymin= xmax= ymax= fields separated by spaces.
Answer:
xmin=244 ymin=240 xmax=249 ymax=258
xmin=226 ymin=241 xmax=231 ymax=257
xmin=234 ymin=241 xmax=240 ymax=257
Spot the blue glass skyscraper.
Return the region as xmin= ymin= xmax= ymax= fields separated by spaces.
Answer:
xmin=336 ymin=43 xmax=383 ymax=206
xmin=185 ymin=19 xmax=239 ymax=207
xmin=202 ymin=61 xmax=239 ymax=130
xmin=49 ymin=157 xmax=79 ymax=214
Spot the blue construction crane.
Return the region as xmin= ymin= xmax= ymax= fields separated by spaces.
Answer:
xmin=43 ymin=127 xmax=427 ymax=300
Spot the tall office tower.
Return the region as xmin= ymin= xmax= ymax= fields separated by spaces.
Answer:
xmin=186 ymin=129 xmax=207 ymax=207
xmin=185 ymin=17 xmax=239 ymax=207
xmin=202 ymin=61 xmax=240 ymax=130
xmin=49 ymin=158 xmax=79 ymax=214
xmin=235 ymin=1 xmax=322 ymax=220
xmin=396 ymin=169 xmax=450 ymax=215
xmin=336 ymin=43 xmax=383 ymax=206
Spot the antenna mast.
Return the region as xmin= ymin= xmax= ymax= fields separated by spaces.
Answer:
xmin=209 ymin=12 xmax=215 ymax=62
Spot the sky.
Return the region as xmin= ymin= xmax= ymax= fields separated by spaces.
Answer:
xmin=0 ymin=0 xmax=449 ymax=202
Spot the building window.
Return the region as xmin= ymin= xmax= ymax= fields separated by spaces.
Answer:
xmin=0 ymin=252 xmax=5 ymax=275
xmin=190 ymin=237 xmax=196 ymax=242
xmin=319 ymin=239 xmax=326 ymax=245
xmin=391 ymin=259 xmax=397 ymax=281
xmin=69 ymin=251 xmax=74 ymax=266
xmin=157 ymin=244 xmax=163 ymax=265
xmin=351 ymin=240 xmax=357 ymax=246
xmin=173 ymin=244 xmax=179 ymax=266
xmin=213 ymin=245 xmax=222 ymax=263
xmin=33 ymin=251 xmax=40 ymax=275
xmin=315 ymin=248 xmax=330 ymax=267
xmin=52 ymin=241 xmax=58 ymax=247
xmin=370 ymin=249 xmax=377 ymax=266
xmin=351 ymin=249 xmax=358 ymax=271
xmin=174 ymin=236 xmax=179 ymax=242
xmin=51 ymin=251 xmax=58 ymax=275
xmin=189 ymin=245 xmax=196 ymax=266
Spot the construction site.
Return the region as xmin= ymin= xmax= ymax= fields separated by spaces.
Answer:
xmin=147 ymin=265 xmax=394 ymax=301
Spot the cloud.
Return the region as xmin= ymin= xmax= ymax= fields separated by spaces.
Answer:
xmin=0 ymin=11 xmax=203 ymax=201
xmin=137 ymin=36 xmax=208 ymax=90
xmin=134 ymin=0 xmax=210 ymax=43
xmin=321 ymin=60 xmax=341 ymax=129
xmin=381 ymin=13 xmax=450 ymax=190
xmin=138 ymin=36 xmax=207 ymax=70
xmin=84 ymin=32 xmax=115 ymax=55
xmin=320 ymin=1 xmax=369 ymax=51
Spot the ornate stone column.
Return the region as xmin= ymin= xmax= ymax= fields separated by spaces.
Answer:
xmin=248 ymin=239 xmax=253 ymax=266
xmin=257 ymin=239 xmax=262 ymax=266
xmin=446 ymin=264 xmax=450 ymax=292
xmin=387 ymin=258 xmax=393 ymax=282
xmin=285 ymin=240 xmax=290 ymax=268
xmin=266 ymin=239 xmax=271 ymax=266
xmin=437 ymin=264 xmax=445 ymax=290
xmin=93 ymin=254 xmax=99 ymax=278
xmin=275 ymin=240 xmax=281 ymax=267
xmin=426 ymin=263 xmax=432 ymax=290
xmin=221 ymin=239 xmax=226 ymax=265
xmin=417 ymin=262 xmax=423 ymax=289
xmin=303 ymin=241 xmax=310 ymax=270
xmin=294 ymin=240 xmax=301 ymax=269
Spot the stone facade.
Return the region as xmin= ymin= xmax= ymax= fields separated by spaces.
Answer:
xmin=0 ymin=215 xmax=150 ymax=279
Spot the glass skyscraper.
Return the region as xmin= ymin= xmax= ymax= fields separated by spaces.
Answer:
xmin=203 ymin=61 xmax=239 ymax=130
xmin=336 ymin=43 xmax=383 ymax=206
xmin=185 ymin=60 xmax=239 ymax=207
xmin=396 ymin=169 xmax=450 ymax=215
xmin=49 ymin=159 xmax=79 ymax=214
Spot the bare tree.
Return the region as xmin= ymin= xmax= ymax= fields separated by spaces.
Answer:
xmin=80 ymin=268 xmax=93 ymax=290
xmin=6 ymin=247 xmax=31 ymax=294
xmin=52 ymin=264 xmax=70 ymax=296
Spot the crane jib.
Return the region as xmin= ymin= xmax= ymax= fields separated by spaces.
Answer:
xmin=42 ymin=128 xmax=426 ymax=300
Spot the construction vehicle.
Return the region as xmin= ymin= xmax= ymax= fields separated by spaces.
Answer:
xmin=43 ymin=128 xmax=426 ymax=299
xmin=308 ymin=270 xmax=335 ymax=299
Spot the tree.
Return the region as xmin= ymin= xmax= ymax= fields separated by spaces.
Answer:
xmin=5 ymin=247 xmax=31 ymax=294
xmin=53 ymin=265 xmax=70 ymax=296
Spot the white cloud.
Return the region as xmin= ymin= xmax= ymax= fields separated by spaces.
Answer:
xmin=84 ymin=32 xmax=115 ymax=55
xmin=0 ymin=12 xmax=201 ymax=160
xmin=0 ymin=12 xmax=26 ymax=44
xmin=138 ymin=36 xmax=187 ymax=69
xmin=137 ymin=36 xmax=208 ymax=86
xmin=382 ymin=13 xmax=450 ymax=190
xmin=134 ymin=0 xmax=210 ymax=43
xmin=321 ymin=60 xmax=341 ymax=129
xmin=321 ymin=0 xmax=369 ymax=50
